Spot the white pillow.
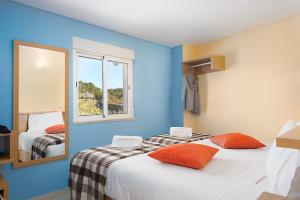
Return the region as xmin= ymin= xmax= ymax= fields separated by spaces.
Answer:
xmin=28 ymin=111 xmax=64 ymax=132
xmin=265 ymin=120 xmax=300 ymax=196
xmin=277 ymin=120 xmax=298 ymax=136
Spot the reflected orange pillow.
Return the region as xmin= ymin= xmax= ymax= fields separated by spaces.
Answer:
xmin=209 ymin=133 xmax=265 ymax=149
xmin=148 ymin=143 xmax=219 ymax=169
xmin=45 ymin=124 xmax=65 ymax=134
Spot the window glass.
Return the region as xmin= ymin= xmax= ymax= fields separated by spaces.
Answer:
xmin=78 ymin=56 xmax=103 ymax=116
xmin=107 ymin=61 xmax=128 ymax=114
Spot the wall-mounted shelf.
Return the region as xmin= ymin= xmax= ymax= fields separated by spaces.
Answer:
xmin=182 ymin=55 xmax=225 ymax=75
xmin=0 ymin=155 xmax=11 ymax=165
xmin=0 ymin=133 xmax=11 ymax=165
xmin=0 ymin=134 xmax=10 ymax=137
xmin=0 ymin=174 xmax=8 ymax=200
xmin=276 ymin=126 xmax=300 ymax=149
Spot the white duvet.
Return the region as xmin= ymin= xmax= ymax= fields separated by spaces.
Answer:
xmin=105 ymin=139 xmax=269 ymax=200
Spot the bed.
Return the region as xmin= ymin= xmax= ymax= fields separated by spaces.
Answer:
xmin=70 ymin=121 xmax=300 ymax=200
xmin=104 ymin=139 xmax=269 ymax=200
xmin=18 ymin=131 xmax=65 ymax=162
xmin=18 ymin=112 xmax=66 ymax=162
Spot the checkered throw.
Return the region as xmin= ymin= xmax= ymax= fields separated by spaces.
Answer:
xmin=69 ymin=133 xmax=211 ymax=200
xmin=31 ymin=134 xmax=65 ymax=160
xmin=69 ymin=140 xmax=166 ymax=200
xmin=147 ymin=133 xmax=211 ymax=145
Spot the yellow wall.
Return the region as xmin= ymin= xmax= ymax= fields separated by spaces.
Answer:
xmin=19 ymin=46 xmax=65 ymax=113
xmin=183 ymin=15 xmax=300 ymax=142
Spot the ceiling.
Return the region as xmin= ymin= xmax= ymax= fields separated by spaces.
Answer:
xmin=13 ymin=0 xmax=300 ymax=47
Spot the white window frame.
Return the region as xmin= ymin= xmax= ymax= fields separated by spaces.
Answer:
xmin=73 ymin=37 xmax=134 ymax=123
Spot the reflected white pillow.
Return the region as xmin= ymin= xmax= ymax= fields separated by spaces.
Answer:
xmin=28 ymin=111 xmax=64 ymax=132
xmin=265 ymin=120 xmax=300 ymax=196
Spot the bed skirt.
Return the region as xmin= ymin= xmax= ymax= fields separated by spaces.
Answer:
xmin=104 ymin=195 xmax=113 ymax=200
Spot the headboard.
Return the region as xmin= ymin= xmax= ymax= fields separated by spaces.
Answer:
xmin=18 ymin=111 xmax=66 ymax=133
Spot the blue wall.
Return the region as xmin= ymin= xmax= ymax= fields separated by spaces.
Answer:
xmin=171 ymin=46 xmax=184 ymax=126
xmin=0 ymin=1 xmax=183 ymax=199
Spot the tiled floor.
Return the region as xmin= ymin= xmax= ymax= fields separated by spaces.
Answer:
xmin=31 ymin=188 xmax=70 ymax=200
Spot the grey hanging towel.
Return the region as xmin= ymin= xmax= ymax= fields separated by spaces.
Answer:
xmin=183 ymin=73 xmax=200 ymax=114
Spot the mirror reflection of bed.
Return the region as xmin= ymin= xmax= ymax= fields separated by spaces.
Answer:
xmin=18 ymin=112 xmax=66 ymax=162
xmin=13 ymin=41 xmax=69 ymax=166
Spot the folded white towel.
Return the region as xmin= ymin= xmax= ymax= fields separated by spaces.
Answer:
xmin=170 ymin=127 xmax=192 ymax=138
xmin=111 ymin=135 xmax=143 ymax=149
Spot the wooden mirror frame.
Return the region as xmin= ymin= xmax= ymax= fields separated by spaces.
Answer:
xmin=12 ymin=40 xmax=69 ymax=168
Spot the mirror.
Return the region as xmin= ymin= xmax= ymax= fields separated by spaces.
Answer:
xmin=13 ymin=40 xmax=69 ymax=168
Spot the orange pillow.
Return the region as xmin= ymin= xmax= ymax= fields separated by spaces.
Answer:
xmin=45 ymin=124 xmax=65 ymax=134
xmin=209 ymin=133 xmax=265 ymax=149
xmin=148 ymin=143 xmax=219 ymax=169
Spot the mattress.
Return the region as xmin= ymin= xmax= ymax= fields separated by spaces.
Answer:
xmin=105 ymin=139 xmax=269 ymax=200
xmin=19 ymin=131 xmax=65 ymax=159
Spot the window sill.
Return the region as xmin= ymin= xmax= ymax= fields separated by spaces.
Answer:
xmin=73 ymin=116 xmax=134 ymax=124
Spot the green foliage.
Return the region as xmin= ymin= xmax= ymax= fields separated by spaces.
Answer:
xmin=78 ymin=81 xmax=124 ymax=115
xmin=79 ymin=81 xmax=103 ymax=101
xmin=79 ymin=99 xmax=102 ymax=116
xmin=108 ymin=88 xmax=123 ymax=104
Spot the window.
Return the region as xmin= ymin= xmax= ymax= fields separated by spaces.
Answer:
xmin=73 ymin=37 xmax=134 ymax=123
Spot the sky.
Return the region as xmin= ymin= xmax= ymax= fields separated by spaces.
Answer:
xmin=78 ymin=56 xmax=124 ymax=89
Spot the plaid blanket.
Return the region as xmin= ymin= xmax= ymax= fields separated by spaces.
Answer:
xmin=69 ymin=133 xmax=211 ymax=200
xmin=31 ymin=134 xmax=65 ymax=160
xmin=69 ymin=140 xmax=165 ymax=200
xmin=147 ymin=133 xmax=210 ymax=145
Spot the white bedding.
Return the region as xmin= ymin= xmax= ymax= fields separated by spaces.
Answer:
xmin=19 ymin=131 xmax=65 ymax=157
xmin=105 ymin=139 xmax=269 ymax=200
